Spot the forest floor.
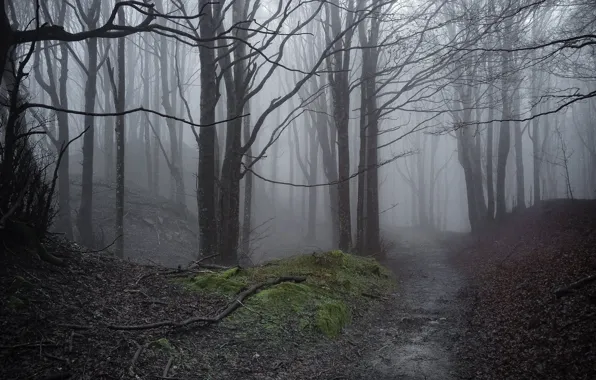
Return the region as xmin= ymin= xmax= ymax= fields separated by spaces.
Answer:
xmin=449 ymin=199 xmax=596 ymax=380
xmin=1 ymin=199 xmax=595 ymax=379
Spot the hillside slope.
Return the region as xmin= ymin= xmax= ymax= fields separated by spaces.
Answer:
xmin=453 ymin=199 xmax=596 ymax=380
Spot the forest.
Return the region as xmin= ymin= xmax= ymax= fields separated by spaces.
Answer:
xmin=0 ymin=0 xmax=595 ymax=379
xmin=1 ymin=0 xmax=595 ymax=263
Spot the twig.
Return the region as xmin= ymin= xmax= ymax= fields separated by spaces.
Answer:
xmin=195 ymin=263 xmax=233 ymax=271
xmin=44 ymin=353 xmax=67 ymax=362
xmin=187 ymin=252 xmax=220 ymax=268
xmin=57 ymin=324 xmax=91 ymax=330
xmin=129 ymin=342 xmax=148 ymax=377
xmin=135 ymin=272 xmax=156 ymax=285
xmin=0 ymin=341 xmax=56 ymax=349
xmin=124 ymin=289 xmax=150 ymax=298
xmin=163 ymin=356 xmax=174 ymax=378
xmin=555 ymin=273 xmax=596 ymax=298
xmin=141 ymin=300 xmax=168 ymax=306
xmin=78 ymin=234 xmax=122 ymax=254
xmin=108 ymin=276 xmax=306 ymax=331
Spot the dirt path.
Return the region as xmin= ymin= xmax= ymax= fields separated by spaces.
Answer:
xmin=349 ymin=230 xmax=468 ymax=380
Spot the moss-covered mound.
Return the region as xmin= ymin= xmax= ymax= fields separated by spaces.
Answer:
xmin=179 ymin=251 xmax=394 ymax=338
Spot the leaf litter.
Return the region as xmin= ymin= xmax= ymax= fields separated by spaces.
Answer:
xmin=450 ymin=199 xmax=596 ymax=380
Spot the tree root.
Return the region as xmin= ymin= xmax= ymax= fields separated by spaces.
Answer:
xmin=108 ymin=276 xmax=306 ymax=331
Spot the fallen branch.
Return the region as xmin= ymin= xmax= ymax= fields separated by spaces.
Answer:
xmin=0 ymin=341 xmax=56 ymax=349
xmin=135 ymin=272 xmax=156 ymax=285
xmin=57 ymin=323 xmax=91 ymax=330
xmin=108 ymin=276 xmax=307 ymax=331
xmin=129 ymin=342 xmax=148 ymax=377
xmin=141 ymin=300 xmax=169 ymax=306
xmin=163 ymin=356 xmax=174 ymax=378
xmin=555 ymin=273 xmax=596 ymax=298
xmin=186 ymin=252 xmax=220 ymax=269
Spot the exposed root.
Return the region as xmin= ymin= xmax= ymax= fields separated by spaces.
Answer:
xmin=108 ymin=276 xmax=306 ymax=331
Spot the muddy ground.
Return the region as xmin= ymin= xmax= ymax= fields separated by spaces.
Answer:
xmin=342 ymin=228 xmax=472 ymax=380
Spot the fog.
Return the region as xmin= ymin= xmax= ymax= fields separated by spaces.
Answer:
xmin=2 ymin=0 xmax=595 ymax=266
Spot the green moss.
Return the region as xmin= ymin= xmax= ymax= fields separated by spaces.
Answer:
xmin=251 ymin=282 xmax=312 ymax=313
xmin=182 ymin=268 xmax=247 ymax=295
xmin=178 ymin=250 xmax=395 ymax=340
xmin=151 ymin=338 xmax=174 ymax=352
xmin=315 ymin=300 xmax=350 ymax=338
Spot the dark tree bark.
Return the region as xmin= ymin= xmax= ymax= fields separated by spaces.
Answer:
xmin=197 ymin=0 xmax=218 ymax=257
xmin=29 ymin=1 xmax=73 ymax=238
xmin=428 ymin=135 xmax=438 ymax=227
xmin=512 ymin=68 xmax=525 ymax=210
xmin=496 ymin=20 xmax=512 ymax=220
xmin=143 ymin=43 xmax=153 ymax=192
xmin=102 ymin=45 xmax=114 ymax=183
xmin=315 ymin=84 xmax=339 ymax=246
xmin=530 ymin=20 xmax=541 ymax=204
xmin=325 ymin=0 xmax=355 ymax=252
xmin=76 ymin=0 xmax=101 ymax=248
xmin=306 ymin=110 xmax=319 ymax=241
xmin=355 ymin=78 xmax=367 ymax=254
xmin=156 ymin=1 xmax=185 ymax=210
xmin=115 ymin=7 xmax=126 ymax=258
xmin=486 ymin=87 xmax=495 ymax=220
xmin=217 ymin=0 xmax=249 ymax=265
xmin=240 ymin=105 xmax=253 ymax=260
xmin=416 ymin=132 xmax=428 ymax=227
xmin=151 ymin=44 xmax=160 ymax=196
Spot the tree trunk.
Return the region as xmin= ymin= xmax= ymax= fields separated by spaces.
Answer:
xmin=496 ymin=25 xmax=512 ymax=221
xmin=513 ymin=79 xmax=525 ymax=210
xmin=316 ymin=87 xmax=339 ymax=246
xmin=363 ymin=52 xmax=380 ymax=255
xmin=197 ymin=0 xmax=218 ymax=257
xmin=240 ymin=106 xmax=252 ymax=260
xmin=143 ymin=47 xmax=153 ymax=192
xmin=356 ymin=69 xmax=367 ymax=254
xmin=429 ymin=135 xmax=438 ymax=228
xmin=486 ymin=93 xmax=495 ymax=219
xmin=115 ymin=7 xmax=126 ymax=258
xmin=307 ymin=122 xmax=319 ymax=241
xmin=156 ymin=18 xmax=185 ymax=210
xmin=56 ymin=42 xmax=73 ymax=239
xmin=102 ymin=40 xmax=114 ymax=183
xmin=327 ymin=0 xmax=355 ymax=251
xmin=416 ymin=132 xmax=428 ymax=227
xmin=77 ymin=20 xmax=99 ymax=247
xmin=217 ymin=0 xmax=249 ymax=265
xmin=152 ymin=44 xmax=160 ymax=196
